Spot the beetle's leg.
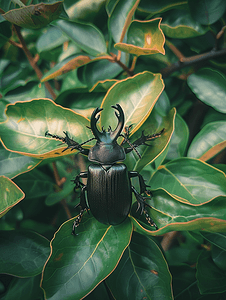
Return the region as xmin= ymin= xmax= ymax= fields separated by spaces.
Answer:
xmin=73 ymin=171 xmax=87 ymax=190
xmin=131 ymin=186 xmax=158 ymax=230
xmin=72 ymin=172 xmax=88 ymax=235
xmin=45 ymin=130 xmax=92 ymax=155
xmin=121 ymin=124 xmax=133 ymax=145
xmin=129 ymin=171 xmax=151 ymax=195
xmin=124 ymin=128 xmax=164 ymax=154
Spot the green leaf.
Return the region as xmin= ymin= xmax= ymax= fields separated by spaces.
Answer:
xmin=0 ymin=176 xmax=24 ymax=218
xmin=41 ymin=215 xmax=133 ymax=300
xmin=77 ymin=53 xmax=128 ymax=89
xmin=166 ymin=113 xmax=189 ymax=160
xmin=131 ymin=107 xmax=176 ymax=173
xmin=36 ymin=26 xmax=68 ymax=53
xmin=0 ymin=230 xmax=50 ymax=277
xmin=0 ymin=146 xmax=41 ymax=178
xmin=188 ymin=0 xmax=226 ymax=25
xmin=150 ymin=158 xmax=226 ymax=204
xmin=0 ymin=99 xmax=92 ymax=158
xmin=100 ymin=71 xmax=165 ymax=134
xmin=132 ymin=189 xmax=226 ymax=235
xmin=14 ymin=169 xmax=54 ymax=200
xmin=4 ymin=276 xmax=44 ymax=300
xmin=107 ymin=232 xmax=173 ymax=299
xmin=187 ymin=121 xmax=226 ymax=161
xmin=89 ymin=79 xmax=118 ymax=92
xmin=108 ymin=0 xmax=140 ymax=43
xmin=41 ymin=54 xmax=91 ymax=82
xmin=2 ymin=1 xmax=64 ymax=29
xmin=187 ymin=68 xmax=226 ymax=113
xmin=115 ymin=18 xmax=165 ymax=56
xmin=161 ymin=9 xmax=208 ymax=38
xmin=0 ymin=21 xmax=11 ymax=48
xmin=137 ymin=0 xmax=188 ymax=17
xmin=55 ymin=19 xmax=107 ymax=56
xmin=197 ymin=250 xmax=226 ymax=294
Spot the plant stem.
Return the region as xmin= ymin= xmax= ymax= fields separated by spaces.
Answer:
xmin=161 ymin=47 xmax=226 ymax=78
xmin=13 ymin=25 xmax=56 ymax=99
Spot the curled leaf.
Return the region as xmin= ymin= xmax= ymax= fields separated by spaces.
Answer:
xmin=2 ymin=1 xmax=63 ymax=29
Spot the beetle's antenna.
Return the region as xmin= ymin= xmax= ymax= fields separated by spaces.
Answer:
xmin=120 ymin=134 xmax=141 ymax=159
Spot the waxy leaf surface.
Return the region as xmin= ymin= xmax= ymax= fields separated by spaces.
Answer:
xmin=56 ymin=20 xmax=107 ymax=56
xmin=0 ymin=230 xmax=50 ymax=276
xmin=0 ymin=176 xmax=24 ymax=218
xmin=100 ymin=71 xmax=164 ymax=134
xmin=187 ymin=68 xmax=226 ymax=113
xmin=187 ymin=121 xmax=226 ymax=161
xmin=0 ymin=147 xmax=41 ymax=178
xmin=41 ymin=215 xmax=133 ymax=300
xmin=161 ymin=9 xmax=208 ymax=38
xmin=108 ymin=0 xmax=140 ymax=43
xmin=2 ymin=1 xmax=63 ymax=29
xmin=107 ymin=232 xmax=173 ymax=299
xmin=132 ymin=188 xmax=226 ymax=236
xmin=115 ymin=18 xmax=165 ymax=56
xmin=0 ymin=99 xmax=92 ymax=158
xmin=150 ymin=158 xmax=226 ymax=204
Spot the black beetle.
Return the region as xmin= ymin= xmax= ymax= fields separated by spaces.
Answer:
xmin=45 ymin=104 xmax=164 ymax=234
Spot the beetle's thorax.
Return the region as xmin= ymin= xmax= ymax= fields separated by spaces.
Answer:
xmin=88 ymin=140 xmax=126 ymax=164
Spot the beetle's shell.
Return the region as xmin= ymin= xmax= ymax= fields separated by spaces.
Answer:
xmin=87 ymin=164 xmax=132 ymax=225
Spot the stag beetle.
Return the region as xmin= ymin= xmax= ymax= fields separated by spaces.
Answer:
xmin=45 ymin=104 xmax=164 ymax=235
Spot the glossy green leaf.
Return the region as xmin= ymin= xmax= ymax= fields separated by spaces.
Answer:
xmin=4 ymin=276 xmax=44 ymax=300
xmin=166 ymin=113 xmax=189 ymax=160
xmin=14 ymin=169 xmax=54 ymax=200
xmin=161 ymin=9 xmax=208 ymax=38
xmin=41 ymin=215 xmax=133 ymax=300
xmin=197 ymin=250 xmax=226 ymax=294
xmin=77 ymin=50 xmax=129 ymax=89
xmin=137 ymin=0 xmax=188 ymax=17
xmin=107 ymin=232 xmax=173 ymax=299
xmin=0 ymin=99 xmax=92 ymax=158
xmin=0 ymin=230 xmax=50 ymax=277
xmin=89 ymin=79 xmax=118 ymax=92
xmin=2 ymin=1 xmax=63 ymax=29
xmin=0 ymin=147 xmax=41 ymax=178
xmin=36 ymin=26 xmax=68 ymax=53
xmin=131 ymin=107 xmax=176 ymax=173
xmin=108 ymin=0 xmax=140 ymax=43
xmin=150 ymin=158 xmax=226 ymax=204
xmin=100 ymin=71 xmax=165 ymax=134
xmin=0 ymin=62 xmax=35 ymax=96
xmin=187 ymin=121 xmax=226 ymax=161
xmin=132 ymin=188 xmax=226 ymax=236
xmin=188 ymin=0 xmax=226 ymax=25
xmin=115 ymin=18 xmax=165 ymax=56
xmin=200 ymin=232 xmax=226 ymax=251
xmin=187 ymin=68 xmax=226 ymax=113
xmin=55 ymin=19 xmax=107 ymax=56
xmin=41 ymin=54 xmax=91 ymax=82
xmin=0 ymin=176 xmax=24 ymax=218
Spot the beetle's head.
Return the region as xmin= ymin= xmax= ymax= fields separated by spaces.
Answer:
xmin=88 ymin=104 xmax=126 ymax=164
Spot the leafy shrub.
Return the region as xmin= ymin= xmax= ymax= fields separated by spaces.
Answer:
xmin=0 ymin=0 xmax=226 ymax=299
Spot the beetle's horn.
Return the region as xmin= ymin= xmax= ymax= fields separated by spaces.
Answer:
xmin=111 ymin=104 xmax=124 ymax=140
xmin=90 ymin=107 xmax=103 ymax=140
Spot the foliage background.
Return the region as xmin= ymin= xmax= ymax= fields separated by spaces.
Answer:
xmin=0 ymin=0 xmax=226 ymax=299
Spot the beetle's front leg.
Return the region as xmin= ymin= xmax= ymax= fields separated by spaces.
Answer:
xmin=45 ymin=131 xmax=89 ymax=155
xmin=125 ymin=128 xmax=164 ymax=154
